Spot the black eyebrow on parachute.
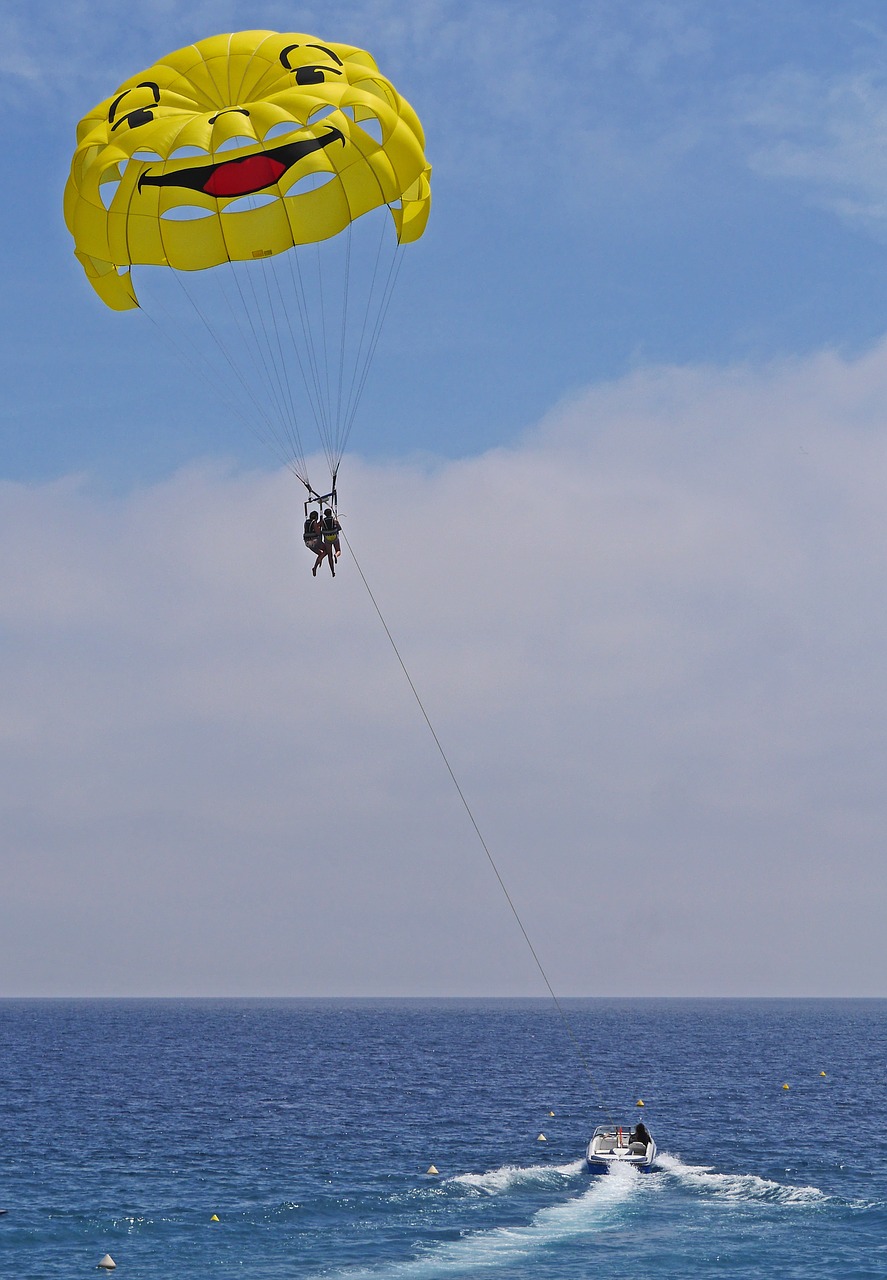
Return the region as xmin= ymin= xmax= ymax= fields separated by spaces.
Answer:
xmin=307 ymin=44 xmax=344 ymax=65
xmin=108 ymin=81 xmax=160 ymax=124
xmin=279 ymin=43 xmax=344 ymax=70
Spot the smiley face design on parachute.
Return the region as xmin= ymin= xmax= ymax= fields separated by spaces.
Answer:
xmin=64 ymin=31 xmax=431 ymax=309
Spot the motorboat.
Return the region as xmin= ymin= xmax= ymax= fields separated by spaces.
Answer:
xmin=585 ymin=1123 xmax=656 ymax=1172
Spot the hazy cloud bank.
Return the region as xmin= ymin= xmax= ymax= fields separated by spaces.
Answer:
xmin=3 ymin=342 xmax=887 ymax=996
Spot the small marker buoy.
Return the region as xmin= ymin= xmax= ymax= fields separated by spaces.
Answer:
xmin=820 ymin=1072 xmax=827 ymax=1078
xmin=426 ymin=1165 xmax=439 ymax=1175
xmin=210 ymin=1214 xmax=220 ymax=1222
xmin=636 ymin=1100 xmax=645 ymax=1107
xmin=782 ymin=1083 xmax=790 ymax=1090
xmin=537 ymin=1133 xmax=547 ymax=1141
xmin=548 ymin=1110 xmax=555 ymax=1116
xmin=97 ymin=1256 xmax=116 ymax=1270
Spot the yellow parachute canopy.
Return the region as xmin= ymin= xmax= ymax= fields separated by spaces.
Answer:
xmin=63 ymin=31 xmax=431 ymax=495
xmin=64 ymin=29 xmax=431 ymax=311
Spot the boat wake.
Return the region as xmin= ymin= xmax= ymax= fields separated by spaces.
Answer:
xmin=329 ymin=1162 xmax=639 ymax=1278
xmin=655 ymin=1151 xmax=829 ymax=1206
xmin=448 ymin=1158 xmax=585 ymax=1195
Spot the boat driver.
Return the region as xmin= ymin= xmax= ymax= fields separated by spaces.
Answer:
xmin=632 ymin=1121 xmax=651 ymax=1147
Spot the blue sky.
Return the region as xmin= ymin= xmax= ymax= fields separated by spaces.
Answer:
xmin=3 ymin=1 xmax=887 ymax=996
xmin=7 ymin=0 xmax=887 ymax=480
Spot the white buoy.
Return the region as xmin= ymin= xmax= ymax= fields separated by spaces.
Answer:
xmin=426 ymin=1165 xmax=439 ymax=1175
xmin=97 ymin=1256 xmax=116 ymax=1270
xmin=537 ymin=1133 xmax=547 ymax=1141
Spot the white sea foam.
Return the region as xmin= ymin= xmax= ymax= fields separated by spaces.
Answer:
xmin=448 ymin=1159 xmax=585 ymax=1195
xmin=655 ymin=1151 xmax=829 ymax=1205
xmin=111 ymin=1213 xmax=153 ymax=1232
xmin=331 ymin=1163 xmax=639 ymax=1278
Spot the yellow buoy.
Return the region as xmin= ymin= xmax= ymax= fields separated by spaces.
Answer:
xmin=548 ymin=1110 xmax=555 ymax=1117
xmin=636 ymin=1100 xmax=645 ymax=1107
xmin=426 ymin=1165 xmax=439 ymax=1176
xmin=820 ymin=1072 xmax=827 ymax=1078
xmin=537 ymin=1133 xmax=547 ymax=1141
xmin=782 ymin=1083 xmax=790 ymax=1090
xmin=210 ymin=1214 xmax=220 ymax=1222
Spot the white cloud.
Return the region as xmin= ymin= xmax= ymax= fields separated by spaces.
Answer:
xmin=3 ymin=342 xmax=887 ymax=996
xmin=740 ymin=69 xmax=887 ymax=231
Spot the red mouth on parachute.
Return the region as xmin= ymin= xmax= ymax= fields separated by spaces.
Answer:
xmin=203 ymin=154 xmax=288 ymax=197
xmin=137 ymin=126 xmax=345 ymax=200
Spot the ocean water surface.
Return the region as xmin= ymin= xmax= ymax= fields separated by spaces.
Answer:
xmin=0 ymin=998 xmax=884 ymax=1278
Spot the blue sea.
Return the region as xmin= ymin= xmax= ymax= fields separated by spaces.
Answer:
xmin=0 ymin=999 xmax=884 ymax=1278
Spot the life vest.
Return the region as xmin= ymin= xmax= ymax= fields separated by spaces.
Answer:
xmin=321 ymin=514 xmax=339 ymax=543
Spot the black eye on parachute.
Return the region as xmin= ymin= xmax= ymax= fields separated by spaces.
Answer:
xmin=109 ymin=81 xmax=160 ymax=131
xmin=295 ymin=64 xmax=342 ymax=86
xmin=111 ymin=106 xmax=155 ymax=130
xmin=279 ymin=44 xmax=344 ymax=87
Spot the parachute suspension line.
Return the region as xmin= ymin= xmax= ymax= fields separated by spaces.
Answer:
xmin=341 ymin=240 xmax=405 ymax=455
xmin=143 ymin=214 xmax=410 ymax=502
xmin=342 ymin=529 xmax=615 ymax=1125
xmin=255 ymin=253 xmax=309 ymax=476
xmin=282 ymin=247 xmax=332 ymax=454
xmin=211 ymin=266 xmax=311 ymax=484
xmin=234 ymin=260 xmax=308 ymax=477
xmin=142 ymin=271 xmax=301 ymax=479
xmin=264 ymin=252 xmax=328 ymax=481
xmin=335 ymin=222 xmax=354 ymax=464
xmin=287 ymin=241 xmax=336 ymax=476
xmin=341 ymin=207 xmax=391 ymax=436
xmin=337 ymin=219 xmax=405 ymax=458
xmin=314 ymin=239 xmax=333 ymax=465
xmin=170 ymin=265 xmax=303 ymax=479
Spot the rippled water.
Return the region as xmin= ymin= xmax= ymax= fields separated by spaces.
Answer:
xmin=0 ymin=999 xmax=883 ymax=1278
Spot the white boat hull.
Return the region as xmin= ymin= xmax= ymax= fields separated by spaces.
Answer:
xmin=585 ymin=1125 xmax=656 ymax=1172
